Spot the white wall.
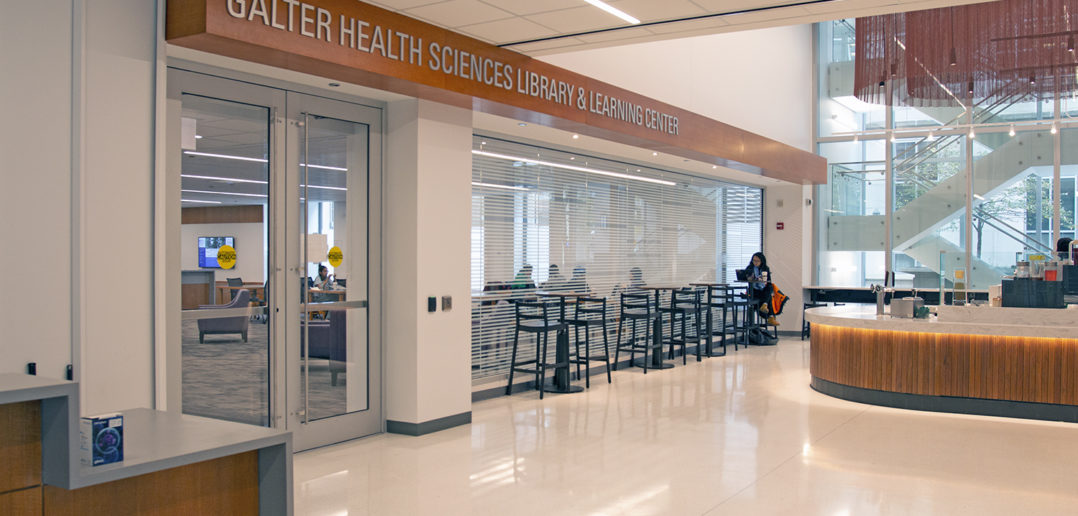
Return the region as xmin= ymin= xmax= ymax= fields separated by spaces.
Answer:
xmin=0 ymin=2 xmax=157 ymax=413
xmin=540 ymin=25 xmax=814 ymax=152
xmin=80 ymin=0 xmax=157 ymax=415
xmin=765 ymin=184 xmax=812 ymax=328
xmin=181 ymin=222 xmax=266 ymax=283
xmin=0 ymin=3 xmax=73 ymax=379
xmin=385 ymin=99 xmax=473 ymax=425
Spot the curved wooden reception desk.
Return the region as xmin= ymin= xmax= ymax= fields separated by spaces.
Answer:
xmin=806 ymin=305 xmax=1078 ymax=422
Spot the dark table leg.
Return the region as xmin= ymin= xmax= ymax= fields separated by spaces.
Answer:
xmin=546 ymin=298 xmax=583 ymax=393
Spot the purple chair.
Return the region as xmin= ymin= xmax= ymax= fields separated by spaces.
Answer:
xmin=304 ymin=310 xmax=347 ymax=386
xmin=198 ymin=289 xmax=251 ymax=343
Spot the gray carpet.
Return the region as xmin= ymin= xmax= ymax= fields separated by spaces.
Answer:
xmin=182 ymin=319 xmax=350 ymax=426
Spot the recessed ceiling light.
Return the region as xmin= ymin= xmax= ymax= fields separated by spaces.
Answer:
xmin=572 ymin=134 xmax=580 ymax=139
xmin=328 ymin=82 xmax=341 ymax=87
xmin=712 ymin=165 xmax=717 ymax=169
xmin=481 ymin=141 xmax=487 ymax=145
xmin=570 ymin=156 xmax=575 ymax=160
xmin=518 ymin=122 xmax=527 ymax=127
xmin=584 ymin=0 xmax=640 ymax=24
xmin=195 ymin=135 xmax=203 ymax=139
xmin=651 ymin=152 xmax=658 ymax=156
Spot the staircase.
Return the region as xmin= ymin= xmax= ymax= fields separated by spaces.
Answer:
xmin=825 ymin=64 xmax=1060 ymax=286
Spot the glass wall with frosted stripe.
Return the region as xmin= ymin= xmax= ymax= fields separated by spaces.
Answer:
xmin=470 ymin=136 xmax=763 ymax=384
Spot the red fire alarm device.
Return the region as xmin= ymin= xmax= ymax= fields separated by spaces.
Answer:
xmin=776 ymin=222 xmax=784 ymax=230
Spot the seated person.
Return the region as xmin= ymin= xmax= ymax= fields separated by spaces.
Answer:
xmin=311 ymin=264 xmax=335 ymax=303
xmin=510 ymin=264 xmax=536 ymax=291
xmin=564 ymin=266 xmax=589 ymax=294
xmin=543 ymin=264 xmax=566 ymax=290
xmin=741 ymin=252 xmax=778 ymax=326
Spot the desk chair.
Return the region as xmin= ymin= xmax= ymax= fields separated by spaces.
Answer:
xmin=226 ymin=277 xmax=244 ymax=301
xmin=250 ymin=281 xmax=269 ymax=324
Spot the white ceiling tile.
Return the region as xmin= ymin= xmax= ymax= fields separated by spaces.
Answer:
xmin=802 ymin=0 xmax=890 ymax=14
xmin=367 ymin=0 xmax=445 ymax=10
xmin=458 ymin=17 xmax=558 ymax=44
xmin=688 ymin=0 xmax=793 ymax=12
xmin=477 ymin=0 xmax=583 ymax=16
xmin=575 ymin=26 xmax=655 ymax=44
xmin=721 ymin=5 xmax=812 ymax=24
xmin=646 ymin=15 xmax=729 ymax=35
xmin=405 ymin=0 xmax=514 ymax=27
xmin=505 ymin=37 xmax=589 ymax=53
xmin=607 ymin=0 xmax=706 ymax=23
xmin=527 ymin=6 xmax=633 ymax=33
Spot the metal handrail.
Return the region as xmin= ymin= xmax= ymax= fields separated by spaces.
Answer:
xmin=893 ymin=87 xmax=1024 ymax=176
xmin=972 ymin=204 xmax=1053 ymax=253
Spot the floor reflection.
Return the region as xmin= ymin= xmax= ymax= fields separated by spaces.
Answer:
xmin=295 ymin=338 xmax=1078 ymax=515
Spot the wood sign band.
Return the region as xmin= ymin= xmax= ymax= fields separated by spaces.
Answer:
xmin=166 ymin=0 xmax=825 ymax=184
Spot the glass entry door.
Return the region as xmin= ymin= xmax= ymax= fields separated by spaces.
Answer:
xmin=168 ymin=69 xmax=381 ymax=451
xmin=286 ymin=92 xmax=382 ymax=450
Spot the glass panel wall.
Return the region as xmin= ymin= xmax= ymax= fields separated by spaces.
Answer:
xmin=815 ymin=19 xmax=1074 ymax=289
xmin=470 ymin=136 xmax=763 ymax=384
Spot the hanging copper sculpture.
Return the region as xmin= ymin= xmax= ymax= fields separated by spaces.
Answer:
xmin=854 ymin=0 xmax=1078 ymax=105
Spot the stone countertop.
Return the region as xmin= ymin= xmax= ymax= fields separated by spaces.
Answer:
xmin=0 ymin=373 xmax=76 ymax=405
xmin=73 ymin=408 xmax=290 ymax=489
xmin=805 ymin=304 xmax=1078 ymax=339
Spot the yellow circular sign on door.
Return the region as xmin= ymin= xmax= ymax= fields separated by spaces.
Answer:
xmin=327 ymin=246 xmax=344 ymax=268
xmin=216 ymin=244 xmax=237 ymax=270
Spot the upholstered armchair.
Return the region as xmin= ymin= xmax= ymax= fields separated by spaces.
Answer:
xmin=304 ymin=310 xmax=347 ymax=386
xmin=197 ymin=289 xmax=251 ymax=343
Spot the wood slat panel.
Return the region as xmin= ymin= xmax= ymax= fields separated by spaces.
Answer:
xmin=0 ymin=401 xmax=41 ymax=494
xmin=810 ymin=324 xmax=1078 ymax=406
xmin=0 ymin=487 xmax=42 ymax=516
xmin=44 ymin=451 xmax=258 ymax=516
xmin=182 ymin=205 xmax=263 ymax=225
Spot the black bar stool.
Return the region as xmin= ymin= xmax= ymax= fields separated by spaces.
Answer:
xmin=665 ymin=288 xmax=702 ymax=364
xmin=728 ymin=285 xmax=753 ymax=349
xmin=565 ymin=297 xmax=611 ymax=388
xmin=614 ymin=293 xmax=660 ymax=373
xmin=703 ymin=286 xmax=731 ymax=356
xmin=506 ymin=300 xmax=565 ymax=400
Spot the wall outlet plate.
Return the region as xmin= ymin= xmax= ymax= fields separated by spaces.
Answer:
xmin=442 ymin=296 xmax=452 ymax=311
xmin=427 ymin=297 xmax=437 ymax=312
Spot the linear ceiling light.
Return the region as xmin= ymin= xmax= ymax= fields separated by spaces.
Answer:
xmin=181 ymin=199 xmax=222 ymax=204
xmin=301 ymin=163 xmax=348 ymax=171
xmin=182 ymin=174 xmax=267 ymax=184
xmin=183 ymin=150 xmax=268 ymax=163
xmin=181 ymin=189 xmax=268 ymax=198
xmin=472 ymin=181 xmax=529 ymax=191
xmin=473 ymin=150 xmax=675 ymax=186
xmin=583 ymin=0 xmax=640 ymax=25
xmin=306 ymin=185 xmax=347 ymax=191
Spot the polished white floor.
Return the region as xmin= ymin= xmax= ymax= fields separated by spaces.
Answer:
xmin=295 ymin=339 xmax=1078 ymax=515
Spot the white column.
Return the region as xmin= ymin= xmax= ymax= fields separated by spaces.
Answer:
xmin=384 ymin=100 xmax=472 ymax=429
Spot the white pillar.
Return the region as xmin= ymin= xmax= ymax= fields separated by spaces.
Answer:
xmin=383 ymin=99 xmax=473 ymax=434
